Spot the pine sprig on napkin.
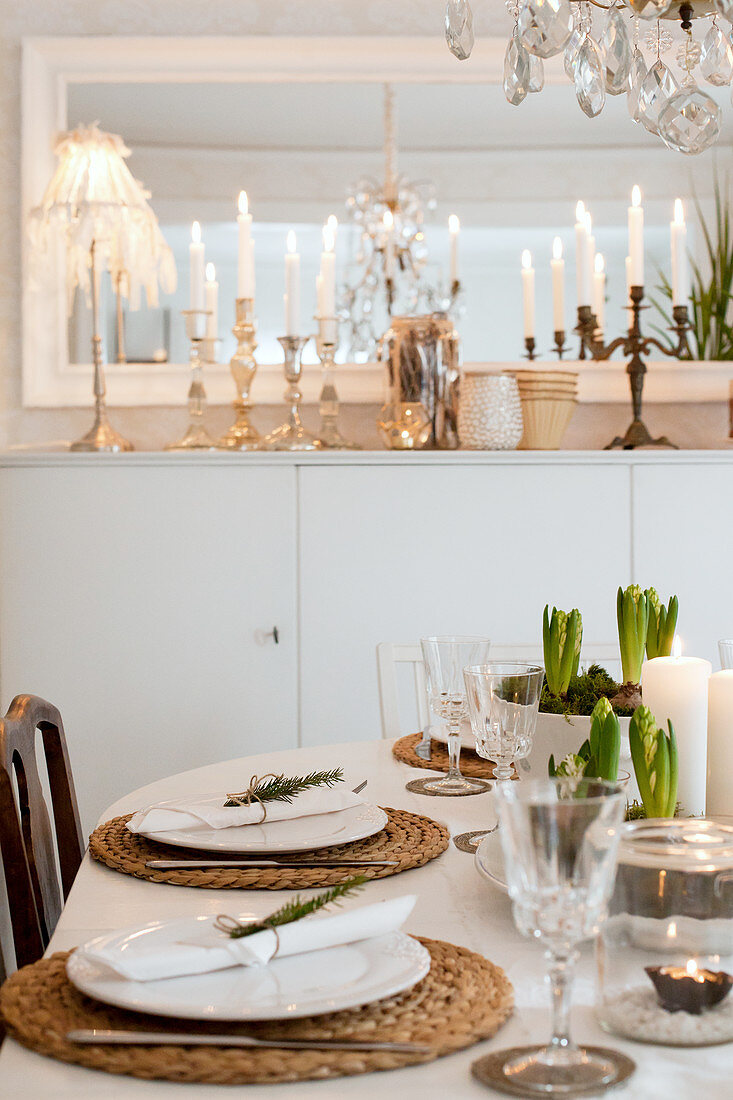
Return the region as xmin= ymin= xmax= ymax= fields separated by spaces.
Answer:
xmin=224 ymin=767 xmax=344 ymax=808
xmin=215 ymin=876 xmax=366 ymax=940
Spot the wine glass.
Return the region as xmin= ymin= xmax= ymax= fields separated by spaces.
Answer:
xmin=419 ymin=636 xmax=490 ymax=795
xmin=461 ymin=662 xmax=544 ymax=847
xmin=476 ymin=777 xmax=631 ymax=1097
xmin=463 ymin=662 xmax=544 ymax=781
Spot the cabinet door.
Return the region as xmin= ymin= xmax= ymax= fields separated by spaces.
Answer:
xmin=0 ymin=464 xmax=297 ymax=831
xmin=633 ymin=462 xmax=731 ymax=668
xmin=298 ymin=463 xmax=631 ymax=746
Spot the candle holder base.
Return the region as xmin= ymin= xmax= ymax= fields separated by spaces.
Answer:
xmin=263 ymin=422 xmax=319 ymax=452
xmin=315 ymin=425 xmax=361 ymax=451
xmin=218 ymin=404 xmax=261 ymax=451
xmin=70 ymin=405 xmax=134 ymax=453
xmin=605 ymin=419 xmax=678 ymax=451
xmin=313 ymin=326 xmax=361 ymax=450
xmin=165 ymin=422 xmax=218 ymax=452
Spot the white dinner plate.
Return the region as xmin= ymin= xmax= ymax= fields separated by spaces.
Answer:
xmin=139 ymin=800 xmax=388 ymax=854
xmin=428 ymin=722 xmax=477 ymax=751
xmin=67 ymin=918 xmax=431 ymax=1021
xmin=474 ymin=828 xmax=508 ymax=892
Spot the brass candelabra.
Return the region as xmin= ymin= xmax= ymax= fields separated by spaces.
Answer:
xmin=575 ymin=285 xmax=691 ymax=450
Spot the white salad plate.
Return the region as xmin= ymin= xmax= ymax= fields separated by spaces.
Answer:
xmin=474 ymin=828 xmax=508 ymax=892
xmin=67 ymin=918 xmax=431 ymax=1021
xmin=139 ymin=800 xmax=388 ymax=854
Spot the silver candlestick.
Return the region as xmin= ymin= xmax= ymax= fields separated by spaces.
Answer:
xmin=218 ymin=297 xmax=261 ymax=450
xmin=313 ymin=319 xmax=360 ymax=450
xmin=262 ymin=335 xmax=318 ymax=451
xmin=165 ymin=310 xmax=217 ymax=451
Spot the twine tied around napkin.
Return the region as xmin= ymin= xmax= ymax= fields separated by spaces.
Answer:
xmin=214 ymin=913 xmax=282 ymax=957
xmin=224 ymin=773 xmax=281 ymax=821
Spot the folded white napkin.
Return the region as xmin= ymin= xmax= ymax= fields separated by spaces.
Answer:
xmin=126 ymin=786 xmax=366 ymax=834
xmin=75 ymin=895 xmax=417 ymax=982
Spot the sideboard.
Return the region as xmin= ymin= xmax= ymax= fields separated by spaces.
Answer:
xmin=0 ymin=449 xmax=730 ymax=831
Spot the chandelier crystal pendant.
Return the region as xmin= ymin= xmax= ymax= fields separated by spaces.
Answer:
xmin=445 ymin=0 xmax=733 ymax=153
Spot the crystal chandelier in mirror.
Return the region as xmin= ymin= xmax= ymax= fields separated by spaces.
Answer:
xmin=444 ymin=0 xmax=731 ymax=155
xmin=340 ymin=85 xmax=459 ymax=361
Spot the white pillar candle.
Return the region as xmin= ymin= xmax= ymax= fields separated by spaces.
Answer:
xmin=204 ymin=262 xmax=218 ymax=341
xmin=284 ymin=230 xmax=300 ymax=336
xmin=641 ymin=644 xmax=712 ymax=817
xmin=551 ymin=237 xmax=565 ymax=333
xmin=707 ymin=670 xmax=733 ymax=814
xmin=383 ymin=210 xmax=395 ymax=278
xmin=237 ymin=191 xmax=254 ymax=300
xmin=593 ymin=252 xmax=605 ymax=334
xmin=628 ymin=185 xmax=644 ymax=287
xmin=448 ymin=214 xmax=460 ymax=283
xmin=625 ymin=256 xmax=632 ymax=305
xmin=189 ymin=220 xmax=206 ymax=338
xmin=320 ymin=222 xmax=336 ymax=316
xmin=574 ymin=200 xmax=590 ymax=306
xmin=671 ymin=198 xmax=689 ymax=308
xmin=584 ymin=213 xmax=595 ymax=305
xmin=521 ymin=249 xmax=535 ymax=340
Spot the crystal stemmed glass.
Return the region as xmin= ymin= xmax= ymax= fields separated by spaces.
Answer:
xmin=718 ymin=639 xmax=733 ymax=669
xmin=461 ymin=662 xmax=544 ymax=847
xmin=479 ymin=778 xmax=631 ymax=1098
xmin=419 ymin=635 xmax=490 ymax=794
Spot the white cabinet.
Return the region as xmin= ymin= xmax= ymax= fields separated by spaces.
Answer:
xmin=0 ymin=462 xmax=298 ymax=831
xmin=632 ymin=461 xmax=730 ymax=669
xmin=298 ymin=461 xmax=632 ymax=746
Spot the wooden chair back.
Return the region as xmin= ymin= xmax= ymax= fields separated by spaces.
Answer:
xmin=0 ymin=695 xmax=84 ymax=968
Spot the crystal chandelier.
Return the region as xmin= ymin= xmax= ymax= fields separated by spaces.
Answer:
xmin=341 ymin=85 xmax=458 ymax=361
xmin=444 ymin=0 xmax=733 ymax=154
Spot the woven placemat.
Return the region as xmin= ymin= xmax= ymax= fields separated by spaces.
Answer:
xmin=1 ymin=942 xmax=513 ymax=1086
xmin=88 ymin=808 xmax=449 ymax=890
xmin=393 ymin=733 xmax=498 ymax=778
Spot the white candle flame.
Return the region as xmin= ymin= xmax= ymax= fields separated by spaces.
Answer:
xmin=632 ymin=185 xmax=642 ymax=208
xmin=685 ymin=959 xmax=704 ymax=981
xmin=191 ymin=221 xmax=201 ymax=244
xmin=553 ymin=236 xmax=563 ymax=261
xmin=522 ymin=249 xmax=533 ymax=270
xmin=205 ymin=262 xmax=216 ymax=282
xmin=672 ymin=635 xmax=682 ymax=659
xmin=448 ymin=214 xmax=460 ymax=234
xmin=327 ymin=214 xmax=338 ymax=236
xmin=576 ymin=200 xmax=586 ymax=223
xmin=322 ymin=224 xmax=335 ymax=252
xmin=238 ymin=190 xmax=248 ymax=216
xmin=674 ymin=198 xmax=685 ymax=225
xmin=594 ymin=252 xmax=605 ymax=274
xmin=287 ymin=230 xmax=297 ymax=254
xmin=383 ymin=209 xmax=394 ymax=230
xmin=585 ymin=212 xmax=592 ymax=234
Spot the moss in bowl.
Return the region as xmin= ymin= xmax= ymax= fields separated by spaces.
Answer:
xmin=540 ymin=664 xmax=634 ymax=718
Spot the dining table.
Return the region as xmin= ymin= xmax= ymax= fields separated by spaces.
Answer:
xmin=1 ymin=737 xmax=731 ymax=1099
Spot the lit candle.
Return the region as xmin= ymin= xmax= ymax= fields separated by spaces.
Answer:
xmin=593 ymin=253 xmax=605 ymax=334
xmin=641 ymin=637 xmax=712 ymax=817
xmin=204 ymin=262 xmax=218 ymax=342
xmin=706 ymin=669 xmax=733 ymax=814
xmin=521 ymin=249 xmax=535 ymax=340
xmin=319 ymin=220 xmax=337 ymax=343
xmin=550 ymin=237 xmax=565 ymax=334
xmin=449 ymin=214 xmax=460 ymax=283
xmin=237 ymin=191 xmax=254 ymax=300
xmin=625 ymin=256 xmax=632 ymax=306
xmin=189 ymin=220 xmax=206 ymax=338
xmin=628 ymin=185 xmax=644 ymax=287
xmin=284 ymin=230 xmax=300 ymax=336
xmin=584 ymin=212 xmax=595 ymax=305
xmin=671 ymin=198 xmax=689 ymax=308
xmin=575 ymin=200 xmax=590 ymax=306
xmin=383 ymin=210 xmax=395 ymax=278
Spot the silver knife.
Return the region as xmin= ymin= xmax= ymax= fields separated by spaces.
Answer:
xmin=67 ymin=1028 xmax=431 ymax=1054
xmin=146 ymin=858 xmax=398 ymax=869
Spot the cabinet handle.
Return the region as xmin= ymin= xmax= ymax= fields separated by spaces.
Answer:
xmin=269 ymin=626 xmax=280 ymax=645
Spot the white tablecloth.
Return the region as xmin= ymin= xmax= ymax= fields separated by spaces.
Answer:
xmin=0 ymin=739 xmax=729 ymax=1099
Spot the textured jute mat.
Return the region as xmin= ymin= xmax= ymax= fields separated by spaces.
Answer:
xmin=0 ymin=941 xmax=513 ymax=1086
xmin=392 ymin=733 xmax=498 ymax=778
xmin=89 ymin=808 xmax=449 ymax=890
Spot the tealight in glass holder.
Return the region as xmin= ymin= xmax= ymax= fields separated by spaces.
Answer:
xmin=597 ymin=819 xmax=733 ymax=1046
xmin=314 ymin=318 xmax=359 ymax=450
xmin=263 ymin=335 xmax=317 ymax=451
xmin=165 ymin=310 xmax=217 ymax=451
xmin=218 ymin=297 xmax=261 ymax=450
